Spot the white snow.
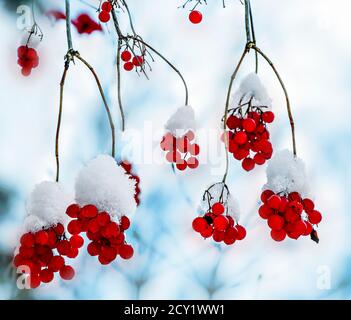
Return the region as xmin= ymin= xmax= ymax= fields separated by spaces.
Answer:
xmin=164 ymin=105 xmax=196 ymax=138
xmin=24 ymin=181 xmax=73 ymax=232
xmin=200 ymin=183 xmax=241 ymax=222
xmin=231 ymin=73 xmax=272 ymax=110
xmin=264 ymin=149 xmax=311 ymax=197
xmin=75 ymin=155 xmax=137 ymax=219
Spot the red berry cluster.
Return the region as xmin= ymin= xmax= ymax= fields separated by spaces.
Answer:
xmin=98 ymin=1 xmax=113 ymax=23
xmin=13 ymin=223 xmax=77 ymax=288
xmin=259 ymin=190 xmax=322 ymax=242
xmin=120 ymin=161 xmax=141 ymax=206
xmin=17 ymin=45 xmax=39 ymax=77
xmin=192 ymin=202 xmax=246 ymax=245
xmin=160 ymin=130 xmax=200 ymax=171
xmin=189 ymin=10 xmax=202 ymax=24
xmin=72 ymin=13 xmax=103 ymax=35
xmin=120 ymin=50 xmax=145 ymax=72
xmin=66 ymin=204 xmax=134 ymax=265
xmin=223 ymin=109 xmax=275 ymax=171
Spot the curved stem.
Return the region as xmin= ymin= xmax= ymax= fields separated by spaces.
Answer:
xmin=116 ymin=39 xmax=125 ymax=131
xmin=132 ymin=38 xmax=189 ymax=105
xmin=75 ymin=54 xmax=116 ymax=158
xmin=252 ymin=45 xmax=297 ymax=156
xmin=222 ymin=47 xmax=250 ymax=183
xmin=55 ymin=64 xmax=69 ymax=182
xmin=121 ymin=0 xmax=138 ymax=36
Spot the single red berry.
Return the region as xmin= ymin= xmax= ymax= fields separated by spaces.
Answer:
xmin=189 ymin=143 xmax=200 ymax=156
xmin=80 ymin=204 xmax=98 ymax=218
xmin=185 ymin=130 xmax=195 ymax=141
xmin=212 ymin=230 xmax=225 ymax=242
xmin=60 ymin=265 xmax=75 ymax=280
xmin=66 ymin=204 xmax=80 ymax=218
xmin=267 ymin=215 xmax=285 ymax=230
xmin=70 ymin=235 xmax=84 ymax=248
xmin=20 ymin=233 xmax=35 ymax=248
xmin=262 ymin=111 xmax=275 ymax=123
xmin=87 ymin=242 xmax=100 ymax=256
xmin=67 ymin=220 xmax=82 ymax=235
xmin=176 ymin=160 xmax=188 ymax=171
xmin=187 ymin=157 xmax=199 ymax=169
xmin=132 ymin=55 xmax=144 ymax=66
xmin=235 ymin=225 xmax=246 ymax=240
xmin=253 ymin=153 xmax=266 ymax=165
xmin=271 ymin=229 xmax=286 ymax=242
xmin=224 ymin=236 xmax=236 ymax=245
xmin=119 ymin=244 xmax=134 ymax=260
xmin=226 ymin=115 xmax=241 ymax=130
xmin=234 ymin=131 xmax=247 ymax=145
xmin=302 ymin=221 xmax=313 ymax=236
xmin=26 ymin=48 xmax=37 ymax=61
xmin=267 ymin=195 xmax=281 ymax=210
xmin=212 ymin=202 xmax=225 ymax=215
xmin=123 ymin=62 xmax=134 ymax=71
xmin=293 ymin=220 xmax=308 ymax=236
xmin=48 ymin=256 xmax=65 ymax=272
xmin=192 ymin=217 xmax=208 ymax=233
xmin=101 ymin=246 xmax=117 ymax=262
xmin=213 ymin=215 xmax=229 ymax=231
xmin=121 ymin=50 xmax=132 ymax=62
xmin=98 ymin=11 xmax=110 ymax=23
xmin=308 ymin=210 xmax=322 ymax=225
xmin=120 ymin=216 xmax=131 ymax=231
xmin=233 ymin=148 xmax=249 ymax=161
xmin=35 ymin=231 xmax=49 ymax=245
xmin=258 ymin=205 xmax=273 ymax=219
xmin=288 ymin=192 xmax=302 ymax=202
xmin=21 ymin=67 xmax=32 ymax=77
xmin=242 ymin=118 xmax=257 ymax=132
xmin=101 ymin=1 xmax=113 ymax=12
xmin=57 ymin=240 xmax=71 ymax=256
xmin=17 ymin=45 xmax=28 ymax=59
xmin=227 ymin=216 xmax=235 ymax=227
xmin=200 ymin=226 xmax=213 ymax=238
xmin=87 ymin=219 xmax=100 ymax=233
xmin=189 ymin=10 xmax=202 ymax=24
xmin=302 ymin=198 xmax=315 ymax=212
xmin=242 ymin=157 xmax=255 ymax=172
xmin=289 ymin=200 xmax=304 ymax=215
xmin=284 ymin=208 xmax=300 ymax=223
xmin=40 ymin=269 xmax=54 ymax=283
xmin=30 ymin=274 xmax=41 ymax=289
xmin=261 ymin=190 xmax=274 ymax=203
xmin=53 ymin=223 xmax=65 ymax=235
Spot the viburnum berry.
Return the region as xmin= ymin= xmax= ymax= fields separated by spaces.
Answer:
xmin=132 ymin=55 xmax=144 ymax=67
xmin=120 ymin=216 xmax=131 ymax=231
xmin=192 ymin=217 xmax=208 ymax=233
xmin=98 ymin=11 xmax=110 ymax=23
xmin=119 ymin=244 xmax=134 ymax=260
xmin=212 ymin=202 xmax=225 ymax=215
xmin=270 ymin=229 xmax=287 ymax=242
xmin=268 ymin=215 xmax=285 ymax=230
xmin=40 ymin=269 xmax=54 ymax=283
xmin=121 ymin=50 xmax=132 ymax=62
xmin=308 ymin=210 xmax=322 ymax=224
xmin=267 ymin=195 xmax=281 ymax=210
xmin=235 ymin=225 xmax=247 ymax=240
xmin=35 ymin=231 xmax=49 ymax=245
xmin=234 ymin=132 xmax=247 ymax=145
xmin=101 ymin=1 xmax=113 ymax=12
xmin=242 ymin=118 xmax=257 ymax=132
xmin=262 ymin=111 xmax=275 ymax=123
xmin=213 ymin=216 xmax=229 ymax=231
xmin=66 ymin=204 xmax=80 ymax=218
xmin=124 ymin=62 xmax=134 ymax=71
xmin=70 ymin=235 xmax=84 ymax=248
xmin=242 ymin=157 xmax=255 ymax=172
xmin=17 ymin=45 xmax=39 ymax=76
xmin=48 ymin=256 xmax=65 ymax=272
xmin=59 ymin=265 xmax=75 ymax=280
xmin=189 ymin=10 xmax=202 ymax=24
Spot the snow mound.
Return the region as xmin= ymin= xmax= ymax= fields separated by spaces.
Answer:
xmin=264 ymin=149 xmax=310 ymax=197
xmin=25 ymin=181 xmax=73 ymax=232
xmin=200 ymin=183 xmax=241 ymax=222
xmin=75 ymin=155 xmax=137 ymax=218
xmin=165 ymin=105 xmax=196 ymax=138
xmin=232 ymin=73 xmax=272 ymax=110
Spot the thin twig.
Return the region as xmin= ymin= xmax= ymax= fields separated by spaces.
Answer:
xmin=65 ymin=0 xmax=73 ymax=50
xmin=116 ymin=39 xmax=125 ymax=131
xmin=252 ymin=45 xmax=297 ymax=156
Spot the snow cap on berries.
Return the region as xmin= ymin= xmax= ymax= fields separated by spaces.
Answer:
xmin=165 ymin=105 xmax=196 ymax=138
xmin=75 ymin=155 xmax=137 ymax=218
xmin=24 ymin=181 xmax=73 ymax=232
xmin=232 ymin=73 xmax=272 ymax=109
xmin=264 ymin=149 xmax=310 ymax=197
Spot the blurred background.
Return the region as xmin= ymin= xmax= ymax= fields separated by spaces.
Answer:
xmin=0 ymin=0 xmax=350 ymax=299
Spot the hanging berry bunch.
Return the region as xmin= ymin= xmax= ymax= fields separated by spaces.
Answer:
xmin=119 ymin=40 xmax=149 ymax=74
xmin=192 ymin=183 xmax=246 ymax=245
xmin=222 ymin=74 xmax=274 ymax=171
xmin=120 ymin=161 xmax=141 ymax=206
xmin=17 ymin=7 xmax=43 ymax=77
xmin=258 ymin=150 xmax=322 ymax=243
xmin=161 ymin=105 xmax=200 ymax=171
xmin=98 ymin=1 xmax=114 ymax=23
xmin=68 ymin=155 xmax=137 ymax=265
xmin=13 ymin=182 xmax=78 ymax=288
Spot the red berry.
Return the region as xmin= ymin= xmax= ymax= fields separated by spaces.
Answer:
xmin=253 ymin=154 xmax=266 ymax=165
xmin=35 ymin=231 xmax=49 ymax=245
xmin=53 ymin=223 xmax=65 ymax=235
xmin=30 ymin=274 xmax=41 ymax=289
xmin=120 ymin=216 xmax=131 ymax=231
xmin=20 ymin=233 xmax=35 ymax=248
xmin=48 ymin=256 xmax=65 ymax=272
xmin=26 ymin=48 xmax=37 ymax=60
xmin=189 ymin=10 xmax=202 ymax=24
xmin=80 ymin=204 xmax=98 ymax=218
xmin=176 ymin=136 xmax=189 ymax=153
xmin=213 ymin=216 xmax=229 ymax=231
xmin=17 ymin=45 xmax=28 ymax=59
xmin=242 ymin=118 xmax=257 ymax=132
xmin=66 ymin=204 xmax=80 ymax=218
xmin=200 ymin=226 xmax=213 ymax=238
xmin=189 ymin=143 xmax=200 ymax=156
xmin=87 ymin=219 xmax=100 ymax=233
xmin=132 ymin=55 xmax=144 ymax=66
xmin=100 ymin=246 xmax=117 ymax=262
xmin=67 ymin=220 xmax=82 ymax=235
xmin=271 ymin=229 xmax=286 ymax=242
xmin=284 ymin=208 xmax=300 ymax=223
xmin=87 ymin=242 xmax=100 ymax=256
xmin=234 ymin=132 xmax=247 ymax=145
xmin=70 ymin=235 xmax=84 ymax=248
xmin=101 ymin=1 xmax=113 ymax=12
xmin=288 ymin=192 xmax=302 ymax=202
xmin=212 ymin=230 xmax=225 ymax=242
xmin=119 ymin=244 xmax=134 ymax=260
xmin=166 ymin=150 xmax=181 ymax=163
xmin=185 ymin=130 xmax=195 ymax=141
xmin=293 ymin=220 xmax=307 ymax=235
xmin=258 ymin=205 xmax=273 ymax=219
xmin=267 ymin=195 xmax=281 ymax=210
xmin=267 ymin=215 xmax=284 ymax=230
xmin=97 ymin=212 xmax=111 ymax=226
xmin=235 ymin=225 xmax=246 ymax=240
xmin=261 ymin=190 xmax=274 ymax=203
xmin=21 ymin=67 xmax=32 ymax=77
xmin=59 ymin=265 xmax=75 ymax=280
xmin=57 ymin=240 xmax=71 ymax=256
xmin=187 ymin=157 xmax=199 ymax=169
xmin=192 ymin=217 xmax=208 ymax=233
xmin=124 ymin=62 xmax=134 ymax=71
xmin=262 ymin=111 xmax=275 ymax=123
xmin=98 ymin=11 xmax=110 ymax=22
xmin=121 ymin=50 xmax=132 ymax=62
xmin=233 ymin=148 xmax=249 ymax=161
xmin=302 ymin=198 xmax=315 ymax=212
xmin=227 ymin=216 xmax=235 ymax=227
xmin=212 ymin=202 xmax=225 ymax=215
xmin=40 ymin=269 xmax=54 ymax=283
xmin=226 ymin=115 xmax=241 ymax=130
xmin=176 ymin=160 xmax=187 ymax=171
xmin=302 ymin=221 xmax=313 ymax=236
xmin=242 ymin=157 xmax=255 ymax=171
xmin=308 ymin=210 xmax=322 ymax=225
